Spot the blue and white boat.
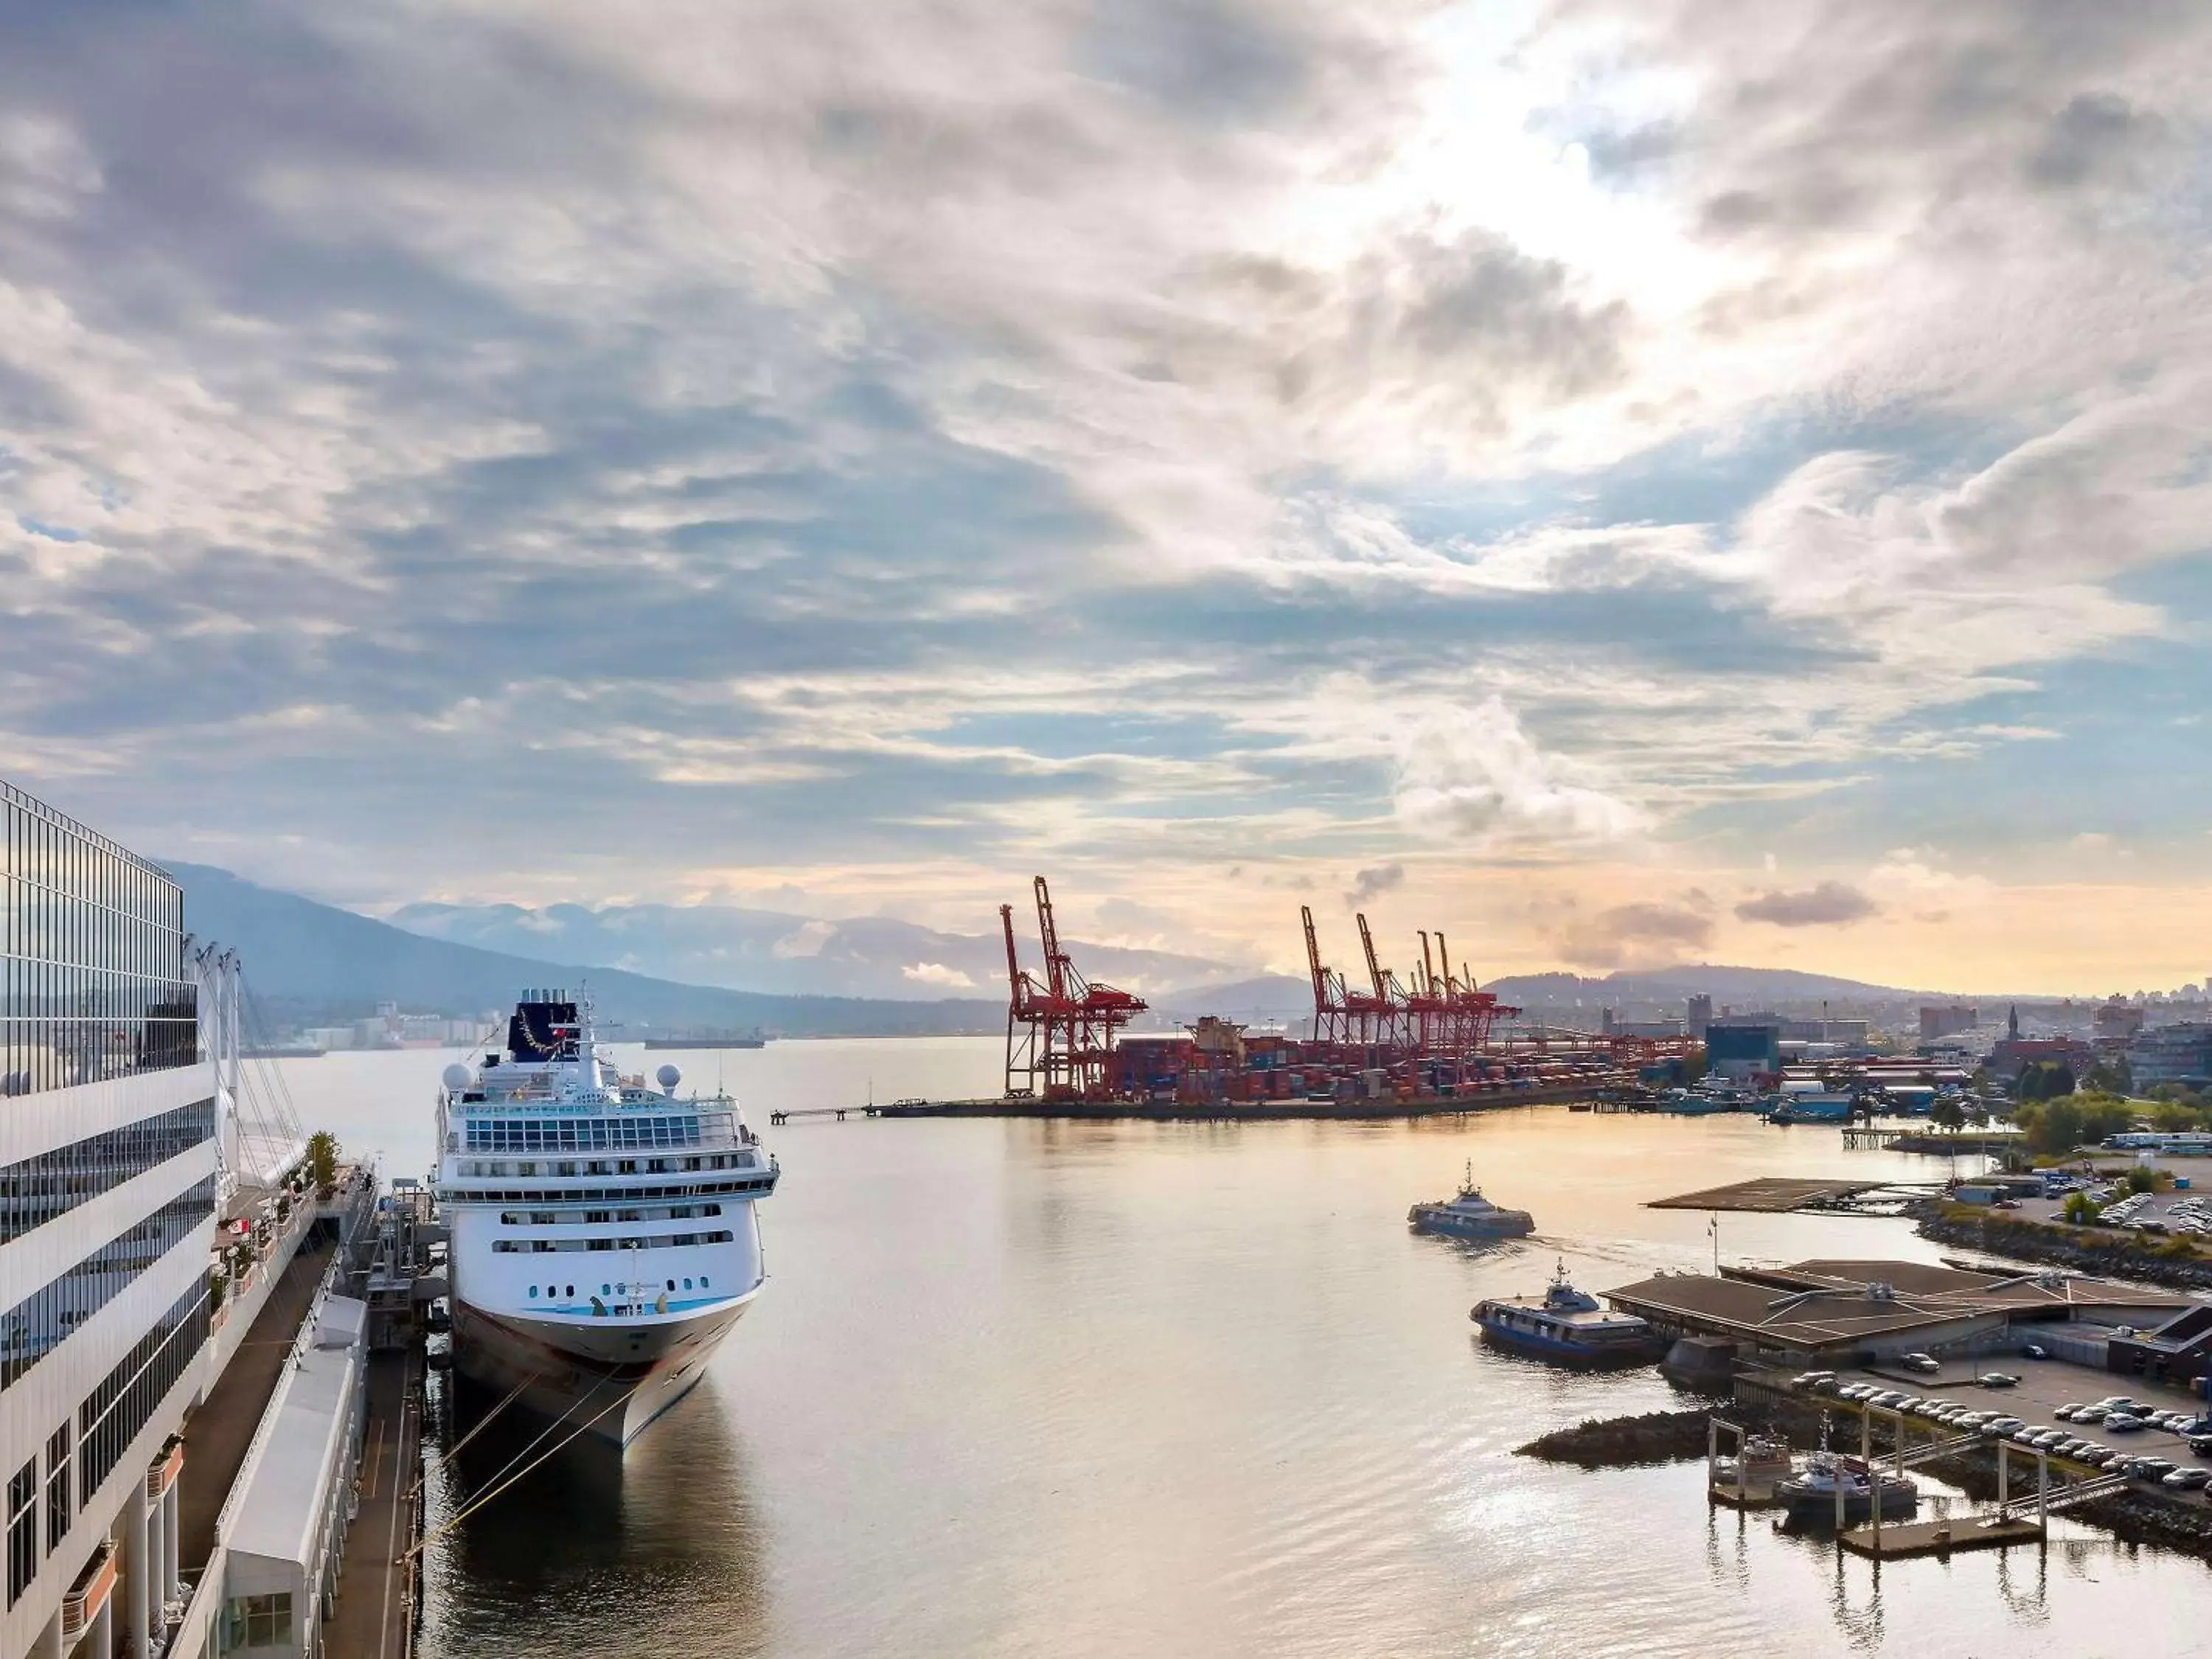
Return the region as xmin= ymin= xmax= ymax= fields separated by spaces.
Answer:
xmin=434 ymin=990 xmax=780 ymax=1444
xmin=1408 ymin=1164 xmax=1535 ymax=1239
xmin=1471 ymin=1260 xmax=1663 ymax=1367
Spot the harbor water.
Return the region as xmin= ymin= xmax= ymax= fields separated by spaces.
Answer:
xmin=279 ymin=1040 xmax=2212 ymax=1658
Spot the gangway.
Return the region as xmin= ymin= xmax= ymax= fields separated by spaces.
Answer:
xmin=1891 ymin=1431 xmax=1986 ymax=1467
xmin=1996 ymin=1470 xmax=2129 ymax=1522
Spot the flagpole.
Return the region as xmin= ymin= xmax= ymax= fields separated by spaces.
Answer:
xmin=1709 ymin=1213 xmax=1719 ymax=1273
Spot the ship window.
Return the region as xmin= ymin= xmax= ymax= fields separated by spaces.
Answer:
xmin=557 ymin=1162 xmax=577 ymax=1177
xmin=518 ymin=1163 xmax=537 ymax=1177
xmin=587 ymin=1161 xmax=608 ymax=1176
xmin=617 ymin=1210 xmax=642 ymax=1222
xmin=700 ymin=1276 xmax=709 ymax=1288
xmin=585 ymin=1211 xmax=610 ymax=1225
xmin=618 ymin=1160 xmax=637 ymax=1175
xmin=601 ymin=1284 xmax=611 ymax=1295
xmin=666 ymin=1279 xmax=675 ymax=1291
xmin=683 ymin=1158 xmax=701 ymax=1171
xmin=703 ymin=1204 xmax=723 ymax=1217
xmin=565 ymin=1284 xmax=574 ymax=1298
xmin=647 ymin=1159 xmax=668 ymax=1174
xmin=588 ymin=1240 xmax=612 ymax=1252
xmin=529 ymin=1211 xmax=556 ymax=1225
xmin=669 ymin=1206 xmax=693 ymax=1220
xmin=683 ymin=1278 xmax=692 ymax=1290
xmin=528 ymin=1286 xmax=538 ymax=1298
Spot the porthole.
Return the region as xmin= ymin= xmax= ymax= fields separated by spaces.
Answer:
xmin=529 ymin=1285 xmax=539 ymax=1298
xmin=601 ymin=1283 xmax=611 ymax=1295
xmin=666 ymin=1279 xmax=675 ymax=1291
xmin=683 ymin=1278 xmax=693 ymax=1290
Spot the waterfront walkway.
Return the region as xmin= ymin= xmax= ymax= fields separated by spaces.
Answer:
xmin=325 ymin=1350 xmax=422 ymax=1659
xmin=178 ymin=1233 xmax=334 ymax=1573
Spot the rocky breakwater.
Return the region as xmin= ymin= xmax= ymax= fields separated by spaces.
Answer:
xmin=1517 ymin=1406 xmax=1787 ymax=1469
xmin=1911 ymin=1200 xmax=2212 ymax=1293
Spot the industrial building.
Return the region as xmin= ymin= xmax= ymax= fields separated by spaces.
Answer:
xmin=1703 ymin=1019 xmax=1781 ymax=1083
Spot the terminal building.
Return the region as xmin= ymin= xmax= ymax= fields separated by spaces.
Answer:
xmin=1604 ymin=1259 xmax=2191 ymax=1371
xmin=1 ymin=780 xmax=217 ymax=1659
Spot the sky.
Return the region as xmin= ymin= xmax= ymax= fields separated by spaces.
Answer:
xmin=2 ymin=0 xmax=2211 ymax=995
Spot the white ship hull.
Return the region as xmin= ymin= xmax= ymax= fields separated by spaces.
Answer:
xmin=451 ymin=1290 xmax=759 ymax=1445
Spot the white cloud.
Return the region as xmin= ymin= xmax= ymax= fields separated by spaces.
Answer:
xmin=900 ymin=961 xmax=975 ymax=989
xmin=1394 ymin=695 xmax=1646 ymax=846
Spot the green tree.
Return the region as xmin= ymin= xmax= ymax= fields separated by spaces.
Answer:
xmin=1930 ymin=1096 xmax=1966 ymax=1133
xmin=307 ymin=1129 xmax=339 ymax=1195
xmin=2062 ymin=1191 xmax=2101 ymax=1225
xmin=2087 ymin=1059 xmax=2133 ymax=1095
xmin=2026 ymin=1096 xmax=2085 ymax=1155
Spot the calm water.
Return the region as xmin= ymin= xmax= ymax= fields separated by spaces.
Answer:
xmin=273 ymin=1041 xmax=2212 ymax=1658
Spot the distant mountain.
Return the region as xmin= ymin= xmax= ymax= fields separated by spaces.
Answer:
xmin=1486 ymin=963 xmax=1929 ymax=1012
xmin=385 ymin=897 xmax=1236 ymax=1002
xmin=166 ymin=863 xmax=1000 ymax=1037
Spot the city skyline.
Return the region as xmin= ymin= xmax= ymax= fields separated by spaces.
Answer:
xmin=2 ymin=2 xmax=2209 ymax=992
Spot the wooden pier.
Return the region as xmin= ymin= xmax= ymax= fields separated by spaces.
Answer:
xmin=767 ymin=1082 xmax=1603 ymax=1127
xmin=1649 ymin=1177 xmax=1881 ymax=1213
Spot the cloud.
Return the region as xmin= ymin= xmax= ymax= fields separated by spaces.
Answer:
xmin=1554 ymin=901 xmax=1714 ymax=970
xmin=771 ymin=920 xmax=838 ymax=960
xmin=900 ymin=961 xmax=975 ymax=989
xmin=1734 ymin=881 xmax=1878 ymax=928
xmin=1345 ymin=862 xmax=1405 ymax=907
xmin=1394 ymin=697 xmax=1646 ymax=846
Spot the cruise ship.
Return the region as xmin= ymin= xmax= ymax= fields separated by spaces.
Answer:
xmin=434 ymin=991 xmax=780 ymax=1444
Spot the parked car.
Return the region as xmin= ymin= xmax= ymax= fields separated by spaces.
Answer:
xmin=1980 ymin=1417 xmax=2026 ymax=1437
xmin=2073 ymin=1406 xmax=2110 ymax=1423
xmin=2054 ymin=1403 xmax=2085 ymax=1421
xmin=2188 ymin=1435 xmax=2212 ymax=1458
xmin=1979 ymin=1372 xmax=2020 ymax=1388
xmin=1901 ymin=1352 xmax=1940 ymax=1374
xmin=2020 ymin=1341 xmax=2048 ymax=1357
xmin=2108 ymin=1415 xmax=2150 ymax=1433
xmin=2165 ymin=1468 xmax=2212 ymax=1491
xmin=2129 ymin=1457 xmax=2179 ymax=1480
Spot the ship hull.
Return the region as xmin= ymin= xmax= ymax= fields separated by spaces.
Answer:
xmin=1409 ymin=1206 xmax=1534 ymax=1239
xmin=1473 ymin=1316 xmax=1663 ymax=1369
xmin=451 ymin=1291 xmax=758 ymax=1447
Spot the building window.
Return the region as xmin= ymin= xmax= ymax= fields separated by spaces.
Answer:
xmin=0 ymin=781 xmax=198 ymax=1099
xmin=0 ymin=1100 xmax=218 ymax=1245
xmin=43 ymin=1425 xmax=67 ymax=1556
xmin=6 ymin=1458 xmax=33 ymax=1607
xmin=1 ymin=1178 xmax=216 ymax=1392
xmin=221 ymin=1592 xmax=293 ymax=1651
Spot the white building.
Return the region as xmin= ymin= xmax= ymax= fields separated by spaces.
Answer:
xmin=1 ymin=779 xmax=218 ymax=1659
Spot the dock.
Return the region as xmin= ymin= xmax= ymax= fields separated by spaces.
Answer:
xmin=768 ymin=1082 xmax=1603 ymax=1126
xmin=1649 ymin=1177 xmax=1882 ymax=1213
xmin=1838 ymin=1516 xmax=2045 ymax=1557
xmin=322 ymin=1351 xmax=423 ymax=1659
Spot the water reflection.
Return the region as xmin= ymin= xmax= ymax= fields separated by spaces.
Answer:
xmin=420 ymin=1369 xmax=768 ymax=1658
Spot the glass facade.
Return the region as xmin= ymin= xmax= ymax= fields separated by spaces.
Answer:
xmin=0 ymin=778 xmax=197 ymax=1098
xmin=77 ymin=1284 xmax=208 ymax=1503
xmin=465 ymin=1113 xmax=704 ymax=1152
xmin=0 ymin=1100 xmax=218 ymax=1245
xmin=0 ymin=1178 xmax=217 ymax=1391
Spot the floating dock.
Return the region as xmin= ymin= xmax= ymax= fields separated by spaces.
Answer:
xmin=767 ymin=1082 xmax=1604 ymax=1126
xmin=1649 ymin=1177 xmax=1882 ymax=1213
xmin=1838 ymin=1516 xmax=2045 ymax=1558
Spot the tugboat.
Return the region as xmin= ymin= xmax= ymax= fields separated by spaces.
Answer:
xmin=1775 ymin=1450 xmax=1919 ymax=1526
xmin=1471 ymin=1259 xmax=1665 ymax=1367
xmin=1408 ymin=1164 xmax=1535 ymax=1239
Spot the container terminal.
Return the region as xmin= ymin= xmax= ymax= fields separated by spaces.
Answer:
xmin=942 ymin=878 xmax=1700 ymax=1117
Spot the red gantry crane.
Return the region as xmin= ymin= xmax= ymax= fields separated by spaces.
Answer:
xmin=1003 ymin=877 xmax=1147 ymax=1100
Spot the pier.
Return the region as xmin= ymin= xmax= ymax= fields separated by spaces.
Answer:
xmin=770 ymin=1082 xmax=1604 ymax=1126
xmin=322 ymin=1352 xmax=424 ymax=1659
xmin=1649 ymin=1177 xmax=1882 ymax=1213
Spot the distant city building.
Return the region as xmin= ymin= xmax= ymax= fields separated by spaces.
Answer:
xmin=1686 ymin=995 xmax=1713 ymax=1037
xmin=1705 ymin=1018 xmax=1781 ymax=1082
xmin=2129 ymin=1023 xmax=2212 ymax=1091
xmin=2093 ymin=998 xmax=2145 ymax=1041
xmin=1989 ymin=1005 xmax=2095 ymax=1083
xmin=1919 ymin=1004 xmax=1979 ymax=1042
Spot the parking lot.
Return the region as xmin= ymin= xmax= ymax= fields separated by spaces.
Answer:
xmin=2001 ymin=1179 xmax=2212 ymax=1235
xmin=1806 ymin=1352 xmax=2212 ymax=1503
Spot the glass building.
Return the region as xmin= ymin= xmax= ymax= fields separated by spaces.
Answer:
xmin=0 ymin=778 xmax=219 ymax=1659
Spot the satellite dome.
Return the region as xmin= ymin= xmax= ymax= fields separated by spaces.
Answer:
xmin=442 ymin=1062 xmax=472 ymax=1092
xmin=655 ymin=1063 xmax=682 ymax=1093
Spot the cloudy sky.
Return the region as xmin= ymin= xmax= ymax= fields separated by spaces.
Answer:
xmin=4 ymin=1 xmax=2210 ymax=993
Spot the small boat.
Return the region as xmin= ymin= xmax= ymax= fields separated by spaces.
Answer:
xmin=1408 ymin=1164 xmax=1535 ymax=1239
xmin=1775 ymin=1450 xmax=1919 ymax=1526
xmin=1470 ymin=1259 xmax=1665 ymax=1368
xmin=1712 ymin=1433 xmax=1795 ymax=1489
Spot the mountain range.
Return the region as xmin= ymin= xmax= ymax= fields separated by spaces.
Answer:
xmin=170 ymin=862 xmax=1957 ymax=1040
xmin=386 ymin=897 xmax=1236 ymax=1001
